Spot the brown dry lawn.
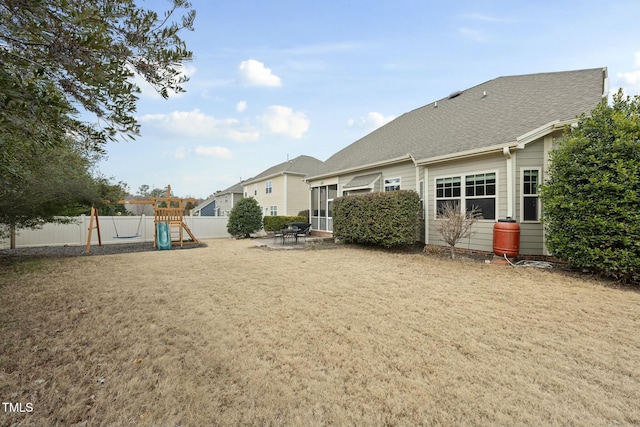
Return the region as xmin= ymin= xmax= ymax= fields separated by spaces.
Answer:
xmin=1 ymin=238 xmax=639 ymax=427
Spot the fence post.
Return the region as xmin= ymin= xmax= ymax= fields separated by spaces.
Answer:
xmin=80 ymin=214 xmax=87 ymax=247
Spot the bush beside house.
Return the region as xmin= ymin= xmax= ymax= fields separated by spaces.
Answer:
xmin=263 ymin=216 xmax=307 ymax=232
xmin=540 ymin=90 xmax=640 ymax=283
xmin=333 ymin=190 xmax=420 ymax=248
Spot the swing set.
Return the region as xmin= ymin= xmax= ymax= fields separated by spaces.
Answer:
xmin=85 ymin=185 xmax=199 ymax=253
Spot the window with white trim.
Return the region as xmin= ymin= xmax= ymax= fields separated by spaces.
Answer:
xmin=522 ymin=168 xmax=540 ymax=222
xmin=465 ymin=173 xmax=496 ymax=220
xmin=435 ymin=176 xmax=461 ymax=216
xmin=436 ymin=172 xmax=496 ymax=219
xmin=384 ymin=177 xmax=401 ymax=191
xmin=270 ymin=205 xmax=277 ymax=216
xmin=254 ymin=184 xmax=257 ymax=196
xmin=265 ymin=180 xmax=272 ymax=194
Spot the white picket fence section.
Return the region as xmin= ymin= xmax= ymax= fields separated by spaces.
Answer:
xmin=0 ymin=215 xmax=231 ymax=249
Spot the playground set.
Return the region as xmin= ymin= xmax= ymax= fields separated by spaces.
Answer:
xmin=85 ymin=185 xmax=198 ymax=253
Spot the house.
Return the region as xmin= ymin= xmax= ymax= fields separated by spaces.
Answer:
xmin=213 ymin=181 xmax=244 ymax=216
xmin=304 ymin=68 xmax=609 ymax=255
xmin=242 ymin=155 xmax=322 ymax=219
xmin=191 ymin=195 xmax=216 ymax=216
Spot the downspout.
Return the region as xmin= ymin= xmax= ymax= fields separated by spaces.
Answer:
xmin=503 ymin=146 xmax=515 ymax=219
xmin=424 ymin=167 xmax=429 ymax=244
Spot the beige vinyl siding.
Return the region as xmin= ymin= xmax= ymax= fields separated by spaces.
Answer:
xmin=254 ymin=175 xmax=285 ymax=216
xmin=284 ymin=174 xmax=311 ymax=216
xmin=515 ymin=138 xmax=545 ymax=255
xmin=426 ymin=154 xmax=506 ymax=253
xmin=215 ymin=192 xmax=242 ymax=216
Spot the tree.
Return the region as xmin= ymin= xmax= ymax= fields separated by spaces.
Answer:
xmin=540 ymin=90 xmax=640 ymax=283
xmin=434 ymin=202 xmax=480 ymax=259
xmin=227 ymin=198 xmax=263 ymax=238
xmin=0 ymin=0 xmax=195 ymax=151
xmin=0 ymin=135 xmax=128 ymax=241
xmin=0 ymin=0 xmax=194 ymax=237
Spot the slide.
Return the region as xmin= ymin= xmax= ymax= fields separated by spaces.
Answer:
xmin=156 ymin=222 xmax=171 ymax=250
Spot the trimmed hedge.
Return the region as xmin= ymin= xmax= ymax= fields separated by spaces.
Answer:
xmin=540 ymin=90 xmax=640 ymax=283
xmin=263 ymin=215 xmax=307 ymax=232
xmin=333 ymin=190 xmax=420 ymax=247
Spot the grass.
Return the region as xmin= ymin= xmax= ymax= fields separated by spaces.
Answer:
xmin=1 ymin=238 xmax=639 ymax=426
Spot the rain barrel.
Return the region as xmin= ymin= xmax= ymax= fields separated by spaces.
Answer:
xmin=493 ymin=218 xmax=520 ymax=258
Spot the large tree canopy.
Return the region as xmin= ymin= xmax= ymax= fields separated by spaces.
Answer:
xmin=0 ymin=0 xmax=194 ymax=238
xmin=0 ymin=0 xmax=195 ymax=150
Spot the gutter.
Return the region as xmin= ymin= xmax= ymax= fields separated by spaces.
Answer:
xmin=304 ymin=154 xmax=413 ymax=183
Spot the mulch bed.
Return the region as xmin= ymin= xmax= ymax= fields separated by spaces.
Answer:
xmin=0 ymin=241 xmax=207 ymax=259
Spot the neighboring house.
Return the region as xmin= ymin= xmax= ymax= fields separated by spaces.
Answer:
xmin=304 ymin=68 xmax=609 ymax=255
xmin=242 ymin=155 xmax=322 ymax=219
xmin=191 ymin=195 xmax=216 ymax=216
xmin=214 ymin=181 xmax=244 ymax=216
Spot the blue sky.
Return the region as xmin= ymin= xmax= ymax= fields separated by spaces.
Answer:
xmin=96 ymin=0 xmax=640 ymax=199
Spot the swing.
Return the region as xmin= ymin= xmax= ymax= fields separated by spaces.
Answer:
xmin=112 ymin=215 xmax=143 ymax=239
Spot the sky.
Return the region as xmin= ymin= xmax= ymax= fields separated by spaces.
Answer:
xmin=96 ymin=0 xmax=640 ymax=199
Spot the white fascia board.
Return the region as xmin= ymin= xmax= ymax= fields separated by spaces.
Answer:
xmin=414 ymin=144 xmax=508 ymax=166
xmin=515 ymin=119 xmax=575 ymax=149
xmin=304 ymin=154 xmax=412 ymax=182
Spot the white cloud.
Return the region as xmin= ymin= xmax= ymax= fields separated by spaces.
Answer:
xmin=259 ymin=106 xmax=310 ymax=139
xmin=139 ymin=109 xmax=259 ymax=142
xmin=618 ymin=52 xmax=640 ymax=95
xmin=194 ymin=146 xmax=233 ymax=159
xmin=347 ymin=112 xmax=395 ymax=131
xmin=458 ymin=27 xmax=487 ymax=42
xmin=237 ymin=59 xmax=282 ymax=87
xmin=236 ymin=100 xmax=247 ymax=113
xmin=173 ymin=146 xmax=188 ymax=159
xmin=464 ymin=13 xmax=514 ymax=23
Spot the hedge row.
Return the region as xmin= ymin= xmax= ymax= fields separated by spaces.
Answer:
xmin=263 ymin=216 xmax=307 ymax=232
xmin=332 ymin=190 xmax=420 ymax=247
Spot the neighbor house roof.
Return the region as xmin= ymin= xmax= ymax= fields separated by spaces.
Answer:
xmin=192 ymin=195 xmax=216 ymax=213
xmin=306 ymin=67 xmax=607 ymax=180
xmin=217 ymin=181 xmax=244 ymax=195
xmin=243 ymin=155 xmax=323 ymax=185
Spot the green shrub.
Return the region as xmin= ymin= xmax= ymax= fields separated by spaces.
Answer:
xmin=227 ymin=197 xmax=263 ymax=238
xmin=333 ymin=190 xmax=420 ymax=248
xmin=540 ymin=90 xmax=640 ymax=283
xmin=263 ymin=216 xmax=307 ymax=232
xmin=297 ymin=209 xmax=310 ymax=222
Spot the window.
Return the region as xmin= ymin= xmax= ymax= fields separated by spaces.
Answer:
xmin=419 ymin=180 xmax=425 ymax=219
xmin=436 ymin=172 xmax=496 ymax=219
xmin=253 ymin=184 xmax=257 ymax=196
xmin=465 ymin=173 xmax=496 ymax=219
xmin=311 ymin=184 xmax=338 ymax=232
xmin=522 ymin=169 xmax=540 ymax=221
xmin=436 ymin=176 xmax=461 ymax=216
xmin=270 ymin=205 xmax=278 ymax=216
xmin=266 ymin=180 xmax=272 ymax=194
xmin=384 ymin=177 xmax=401 ymax=191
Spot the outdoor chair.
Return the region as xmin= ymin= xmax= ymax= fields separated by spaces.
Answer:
xmin=285 ymin=222 xmax=311 ymax=238
xmin=273 ymin=227 xmax=284 ymax=243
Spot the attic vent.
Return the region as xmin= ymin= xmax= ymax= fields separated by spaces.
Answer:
xmin=448 ymin=90 xmax=463 ymax=99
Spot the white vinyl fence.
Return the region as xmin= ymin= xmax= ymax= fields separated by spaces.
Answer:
xmin=0 ymin=215 xmax=231 ymax=249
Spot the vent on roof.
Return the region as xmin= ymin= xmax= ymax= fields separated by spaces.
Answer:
xmin=448 ymin=90 xmax=463 ymax=99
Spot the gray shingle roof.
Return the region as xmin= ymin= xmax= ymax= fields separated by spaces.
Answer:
xmin=244 ymin=155 xmax=322 ymax=184
xmin=342 ymin=173 xmax=381 ymax=189
xmin=218 ymin=181 xmax=244 ymax=195
xmin=306 ymin=68 xmax=607 ymax=179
